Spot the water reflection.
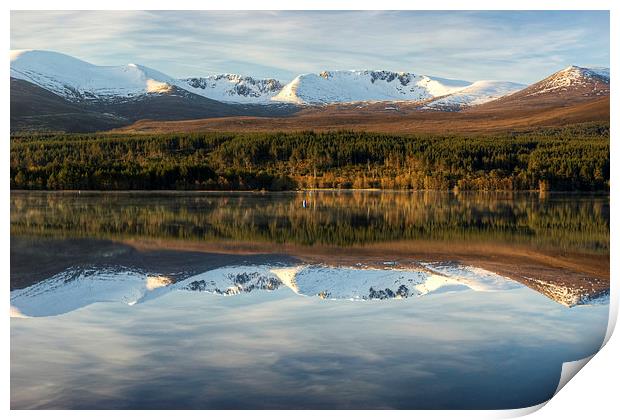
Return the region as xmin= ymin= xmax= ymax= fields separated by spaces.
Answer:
xmin=11 ymin=288 xmax=609 ymax=409
xmin=11 ymin=262 xmax=530 ymax=317
xmin=10 ymin=191 xmax=610 ymax=409
xmin=11 ymin=191 xmax=610 ymax=306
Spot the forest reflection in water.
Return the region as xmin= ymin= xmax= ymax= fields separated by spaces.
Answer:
xmin=10 ymin=190 xmax=609 ymax=253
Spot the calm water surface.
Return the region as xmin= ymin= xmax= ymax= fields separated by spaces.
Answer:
xmin=10 ymin=191 xmax=610 ymax=409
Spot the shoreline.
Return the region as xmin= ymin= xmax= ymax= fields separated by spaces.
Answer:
xmin=9 ymin=189 xmax=611 ymax=194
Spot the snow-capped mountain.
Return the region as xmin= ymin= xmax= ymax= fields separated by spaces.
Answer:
xmin=10 ymin=50 xmax=176 ymax=102
xmin=523 ymin=65 xmax=609 ymax=97
xmin=478 ymin=65 xmax=610 ymax=110
xmin=10 ymin=50 xmax=610 ymax=109
xmin=10 ymin=50 xmax=302 ymax=132
xmin=9 ymin=50 xmax=509 ymax=108
xmin=272 ymin=70 xmax=472 ymax=105
xmin=179 ymin=74 xmax=284 ymax=104
xmin=10 ymin=266 xmax=173 ymax=318
xmin=423 ymin=80 xmax=526 ymax=110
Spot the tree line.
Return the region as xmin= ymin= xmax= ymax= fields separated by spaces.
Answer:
xmin=10 ymin=123 xmax=609 ymax=191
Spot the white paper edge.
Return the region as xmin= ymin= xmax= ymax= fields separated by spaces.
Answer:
xmin=544 ymin=278 xmax=618 ymax=409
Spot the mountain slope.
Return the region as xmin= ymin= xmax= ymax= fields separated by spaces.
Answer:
xmin=11 ymin=76 xmax=299 ymax=133
xmin=10 ymin=78 xmax=129 ymax=132
xmin=116 ymin=96 xmax=609 ymax=135
xmin=520 ymin=65 xmax=609 ymax=97
xmin=9 ymin=77 xmax=251 ymax=132
xmin=92 ymin=85 xmax=245 ymax=120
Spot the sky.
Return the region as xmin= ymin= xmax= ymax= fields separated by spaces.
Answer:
xmin=10 ymin=10 xmax=610 ymax=83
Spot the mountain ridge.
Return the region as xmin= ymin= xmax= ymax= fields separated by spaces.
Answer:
xmin=10 ymin=49 xmax=531 ymax=108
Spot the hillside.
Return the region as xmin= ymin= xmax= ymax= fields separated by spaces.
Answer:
xmin=114 ymin=96 xmax=609 ymax=135
xmin=10 ymin=78 xmax=129 ymax=132
xmin=475 ymin=65 xmax=609 ymax=111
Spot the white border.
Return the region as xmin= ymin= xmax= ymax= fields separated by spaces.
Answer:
xmin=4 ymin=1 xmax=618 ymax=10
xmin=3 ymin=2 xmax=617 ymax=419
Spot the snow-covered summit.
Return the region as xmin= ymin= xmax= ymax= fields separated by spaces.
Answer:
xmin=562 ymin=65 xmax=609 ymax=82
xmin=10 ymin=50 xmax=176 ymax=102
xmin=272 ymin=70 xmax=472 ymax=105
xmin=522 ymin=65 xmax=610 ymax=97
xmin=178 ymin=74 xmax=284 ymax=104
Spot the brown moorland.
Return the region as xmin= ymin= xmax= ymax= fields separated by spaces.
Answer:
xmin=112 ymin=95 xmax=609 ymax=135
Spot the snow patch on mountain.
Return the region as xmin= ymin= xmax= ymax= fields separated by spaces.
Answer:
xmin=418 ymin=75 xmax=475 ymax=97
xmin=174 ymin=265 xmax=283 ymax=295
xmin=420 ymin=262 xmax=522 ymax=291
xmin=423 ymin=81 xmax=526 ymax=110
xmin=588 ymin=67 xmax=610 ymax=80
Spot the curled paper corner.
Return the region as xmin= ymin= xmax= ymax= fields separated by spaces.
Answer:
xmin=499 ymin=356 xmax=599 ymax=419
xmin=494 ymin=401 xmax=548 ymax=419
xmin=495 ymin=364 xmax=601 ymax=420
xmin=537 ymin=290 xmax=620 ymax=412
xmin=554 ymin=355 xmax=595 ymax=396
xmin=602 ymin=285 xmax=618 ymax=348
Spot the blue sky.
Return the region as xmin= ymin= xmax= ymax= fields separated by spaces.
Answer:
xmin=10 ymin=10 xmax=609 ymax=83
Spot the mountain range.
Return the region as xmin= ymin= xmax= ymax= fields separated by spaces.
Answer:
xmin=12 ymin=260 xmax=609 ymax=318
xmin=10 ymin=49 xmax=610 ymax=133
